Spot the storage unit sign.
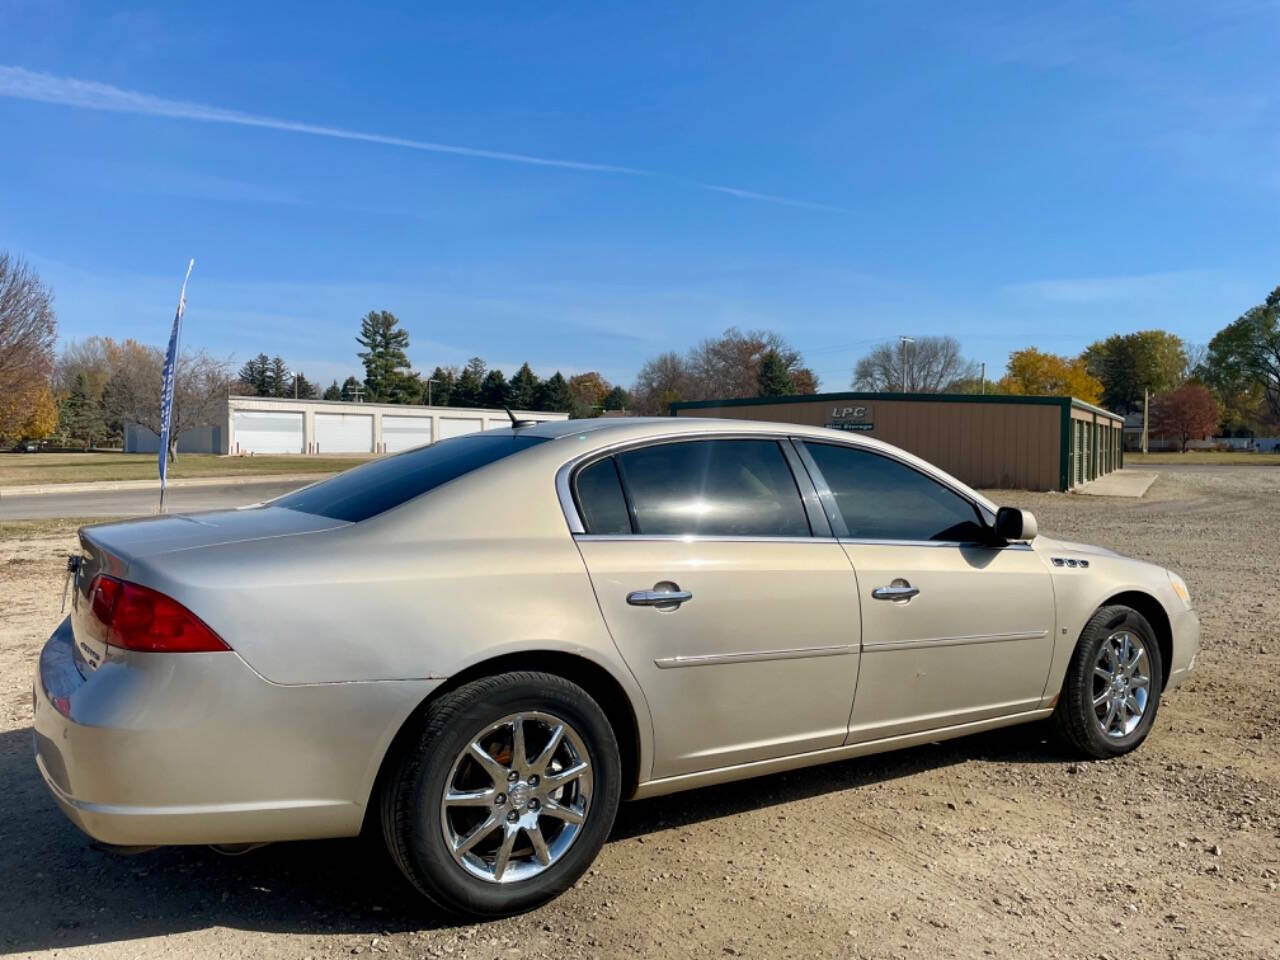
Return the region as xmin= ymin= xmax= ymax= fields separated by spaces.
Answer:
xmin=825 ymin=404 xmax=874 ymax=432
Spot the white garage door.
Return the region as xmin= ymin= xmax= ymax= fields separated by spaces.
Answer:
xmin=439 ymin=417 xmax=484 ymax=440
xmin=315 ymin=413 xmax=373 ymax=453
xmin=382 ymin=415 xmax=433 ymax=453
xmin=233 ymin=411 xmax=304 ymax=454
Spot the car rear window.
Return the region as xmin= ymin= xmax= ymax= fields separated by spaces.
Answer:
xmin=272 ymin=433 xmax=547 ymax=522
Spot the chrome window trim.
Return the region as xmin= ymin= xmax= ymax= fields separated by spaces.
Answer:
xmin=555 ymin=430 xmax=1013 ymax=545
xmin=574 ymin=534 xmax=840 ymax=544
xmin=555 ymin=430 xmax=818 ymax=537
xmin=654 ymin=643 xmax=856 ymax=669
xmin=838 ymin=537 xmax=1033 ymax=551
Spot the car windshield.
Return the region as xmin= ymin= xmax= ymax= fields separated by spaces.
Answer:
xmin=272 ymin=432 xmax=547 ymax=522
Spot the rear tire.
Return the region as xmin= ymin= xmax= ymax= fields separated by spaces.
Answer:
xmin=1052 ymin=605 xmax=1163 ymax=759
xmin=380 ymin=671 xmax=620 ymax=917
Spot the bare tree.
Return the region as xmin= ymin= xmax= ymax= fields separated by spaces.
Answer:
xmin=0 ymin=253 xmax=57 ymax=440
xmin=630 ymin=351 xmax=694 ymax=415
xmin=630 ymin=328 xmax=818 ymax=414
xmin=852 ymin=336 xmax=976 ymax=393
xmin=101 ymin=345 xmax=231 ymax=461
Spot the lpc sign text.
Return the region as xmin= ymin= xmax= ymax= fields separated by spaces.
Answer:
xmin=825 ymin=404 xmax=874 ymax=432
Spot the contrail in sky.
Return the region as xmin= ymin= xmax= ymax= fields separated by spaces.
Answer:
xmin=0 ymin=65 xmax=840 ymax=212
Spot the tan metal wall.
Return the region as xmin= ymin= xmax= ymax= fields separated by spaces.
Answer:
xmin=674 ymin=398 xmax=1064 ymax=491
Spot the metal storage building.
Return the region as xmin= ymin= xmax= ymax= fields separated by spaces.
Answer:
xmin=126 ymin=396 xmax=567 ymax=456
xmin=670 ymin=392 xmax=1123 ymax=492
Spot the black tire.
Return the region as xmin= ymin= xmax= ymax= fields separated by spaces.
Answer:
xmin=380 ymin=671 xmax=621 ymax=917
xmin=1052 ymin=604 xmax=1163 ymax=759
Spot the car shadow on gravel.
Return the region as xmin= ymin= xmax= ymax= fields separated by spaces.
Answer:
xmin=0 ymin=722 xmax=1073 ymax=952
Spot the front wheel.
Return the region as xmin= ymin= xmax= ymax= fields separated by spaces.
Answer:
xmin=380 ymin=671 xmax=621 ymax=917
xmin=1052 ymin=605 xmax=1163 ymax=759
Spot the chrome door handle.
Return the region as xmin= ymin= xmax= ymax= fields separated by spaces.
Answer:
xmin=627 ymin=587 xmax=693 ymax=608
xmin=872 ymin=580 xmax=920 ymax=602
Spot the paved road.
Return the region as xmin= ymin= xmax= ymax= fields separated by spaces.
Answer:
xmin=0 ymin=479 xmax=310 ymax=519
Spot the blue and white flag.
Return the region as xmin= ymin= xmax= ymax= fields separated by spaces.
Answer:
xmin=158 ymin=259 xmax=195 ymax=499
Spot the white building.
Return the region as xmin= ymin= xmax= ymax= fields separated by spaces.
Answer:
xmin=124 ymin=396 xmax=568 ymax=455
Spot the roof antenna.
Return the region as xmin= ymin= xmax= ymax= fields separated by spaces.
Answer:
xmin=505 ymin=406 xmax=537 ymax=429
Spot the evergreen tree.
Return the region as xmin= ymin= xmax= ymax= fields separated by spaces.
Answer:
xmin=508 ymin=362 xmax=540 ymax=410
xmin=341 ymin=375 xmax=364 ymax=401
xmin=534 ymin=371 xmax=574 ymax=413
xmin=481 ymin=368 xmax=510 ymax=408
xmin=237 ymin=353 xmax=272 ymax=395
xmin=356 ymin=310 xmax=413 ymax=402
xmin=267 ymin=356 xmax=291 ymax=397
xmin=425 ymin=366 xmax=455 ymax=406
xmin=322 ymin=380 xmax=342 ymax=401
xmin=602 ymin=385 xmax=630 ymax=411
xmin=451 ymin=357 xmax=486 ymax=407
xmin=292 ymin=372 xmax=319 ymax=399
xmin=757 ymin=348 xmax=794 ymax=396
xmin=60 ymin=373 xmax=102 ymax=448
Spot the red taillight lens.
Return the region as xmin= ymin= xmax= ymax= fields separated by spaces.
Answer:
xmin=87 ymin=575 xmax=229 ymax=653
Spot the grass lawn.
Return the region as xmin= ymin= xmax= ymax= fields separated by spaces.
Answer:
xmin=1126 ymin=451 xmax=1280 ymax=465
xmin=0 ymin=452 xmax=376 ymax=487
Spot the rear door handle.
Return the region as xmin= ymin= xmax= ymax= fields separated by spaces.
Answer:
xmin=627 ymin=585 xmax=693 ymax=608
xmin=872 ymin=580 xmax=920 ymax=602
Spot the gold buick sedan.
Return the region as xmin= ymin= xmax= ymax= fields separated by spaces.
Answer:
xmin=34 ymin=417 xmax=1199 ymax=916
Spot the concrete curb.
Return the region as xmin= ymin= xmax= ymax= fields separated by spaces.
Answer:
xmin=0 ymin=473 xmax=331 ymax=498
xmin=1073 ymin=470 xmax=1159 ymax=499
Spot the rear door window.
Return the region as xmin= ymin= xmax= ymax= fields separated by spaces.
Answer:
xmin=613 ymin=439 xmax=810 ymax=537
xmin=574 ymin=457 xmax=633 ymax=535
xmin=273 ymin=433 xmax=546 ymax=522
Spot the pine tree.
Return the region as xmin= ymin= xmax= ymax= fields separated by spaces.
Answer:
xmin=293 ymin=372 xmax=318 ymax=399
xmin=452 ymin=357 xmax=486 ymax=407
xmin=356 ymin=310 xmax=412 ymax=402
xmin=322 ymin=380 xmax=342 ymax=401
xmin=481 ymin=368 xmax=510 ymax=408
xmin=757 ymin=348 xmax=794 ymax=397
xmin=534 ymin=371 xmax=574 ymax=413
xmin=341 ymin=375 xmax=364 ymax=401
xmin=425 ymin=366 xmax=455 ymax=406
xmin=602 ymin=385 xmax=630 ymax=411
xmin=268 ymin=356 xmax=291 ymax=397
xmin=237 ymin=353 xmax=272 ymax=395
xmin=508 ymin=362 xmax=540 ymax=410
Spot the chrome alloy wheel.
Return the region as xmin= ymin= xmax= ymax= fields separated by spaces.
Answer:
xmin=440 ymin=711 xmax=593 ymax=884
xmin=1092 ymin=630 xmax=1152 ymax=739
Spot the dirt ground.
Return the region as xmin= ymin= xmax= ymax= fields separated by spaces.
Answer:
xmin=1 ymin=465 xmax=1277 ymax=960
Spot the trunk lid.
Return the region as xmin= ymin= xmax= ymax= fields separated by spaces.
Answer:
xmin=68 ymin=507 xmax=348 ymax=672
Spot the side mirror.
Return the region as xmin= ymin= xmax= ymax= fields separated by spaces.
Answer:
xmin=995 ymin=506 xmax=1038 ymax=541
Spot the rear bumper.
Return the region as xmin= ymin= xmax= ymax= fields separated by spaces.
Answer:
xmin=33 ymin=617 xmax=441 ymax=846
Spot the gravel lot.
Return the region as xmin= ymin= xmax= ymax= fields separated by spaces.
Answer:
xmin=1 ymin=465 xmax=1277 ymax=960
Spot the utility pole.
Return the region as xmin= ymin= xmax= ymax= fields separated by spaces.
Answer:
xmin=980 ymin=362 xmax=986 ymax=395
xmin=1142 ymin=389 xmax=1149 ymax=454
xmin=426 ymin=378 xmax=440 ymax=406
xmin=899 ymin=336 xmax=915 ymax=393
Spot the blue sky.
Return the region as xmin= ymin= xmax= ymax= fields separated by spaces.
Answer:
xmin=1 ymin=1 xmax=1277 ymax=391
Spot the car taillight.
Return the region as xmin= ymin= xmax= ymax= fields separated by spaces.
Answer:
xmin=87 ymin=575 xmax=229 ymax=653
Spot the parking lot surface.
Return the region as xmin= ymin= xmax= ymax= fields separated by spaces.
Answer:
xmin=1 ymin=465 xmax=1277 ymax=959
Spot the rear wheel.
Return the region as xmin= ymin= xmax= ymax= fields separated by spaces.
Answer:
xmin=1052 ymin=605 xmax=1163 ymax=759
xmin=381 ymin=672 xmax=621 ymax=917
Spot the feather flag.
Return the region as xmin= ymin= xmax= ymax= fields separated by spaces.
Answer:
xmin=158 ymin=259 xmax=194 ymax=511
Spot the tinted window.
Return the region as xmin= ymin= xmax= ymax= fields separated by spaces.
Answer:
xmin=274 ymin=433 xmax=546 ymax=522
xmin=616 ymin=440 xmax=810 ymax=537
xmin=803 ymin=442 xmax=987 ymax=542
xmin=575 ymin=458 xmax=632 ymax=535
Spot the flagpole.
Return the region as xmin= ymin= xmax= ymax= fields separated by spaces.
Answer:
xmin=158 ymin=259 xmax=195 ymax=514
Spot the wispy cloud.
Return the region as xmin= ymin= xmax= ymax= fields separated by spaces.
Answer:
xmin=698 ymin=184 xmax=850 ymax=213
xmin=1004 ymin=270 xmax=1218 ymax=304
xmin=0 ymin=65 xmax=845 ymax=212
xmin=0 ymin=65 xmax=645 ymax=174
